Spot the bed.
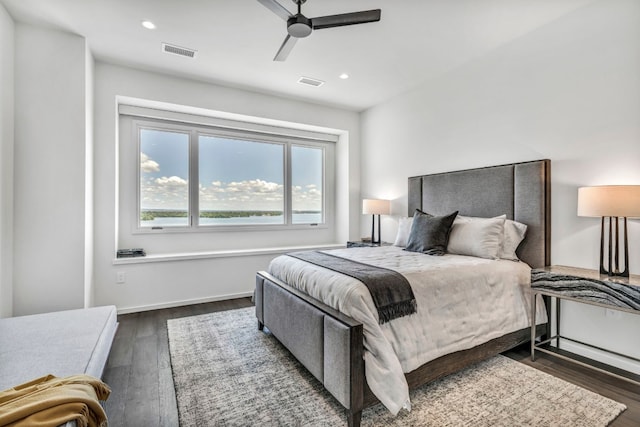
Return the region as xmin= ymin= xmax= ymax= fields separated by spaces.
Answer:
xmin=255 ymin=159 xmax=551 ymax=426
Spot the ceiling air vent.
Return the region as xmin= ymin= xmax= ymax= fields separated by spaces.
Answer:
xmin=298 ymin=76 xmax=325 ymax=87
xmin=162 ymin=42 xmax=197 ymax=58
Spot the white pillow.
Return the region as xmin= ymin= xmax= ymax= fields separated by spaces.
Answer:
xmin=393 ymin=216 xmax=414 ymax=247
xmin=447 ymin=216 xmax=506 ymax=259
xmin=499 ymin=219 xmax=528 ymax=260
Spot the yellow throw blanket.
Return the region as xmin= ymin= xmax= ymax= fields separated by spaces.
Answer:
xmin=0 ymin=374 xmax=110 ymax=427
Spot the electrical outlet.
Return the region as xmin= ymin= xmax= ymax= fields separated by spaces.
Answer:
xmin=604 ymin=308 xmax=621 ymax=319
xmin=116 ymin=271 xmax=126 ymax=284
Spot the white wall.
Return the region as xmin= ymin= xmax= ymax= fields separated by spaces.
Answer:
xmin=94 ymin=63 xmax=360 ymax=312
xmin=361 ymin=0 xmax=640 ymax=373
xmin=13 ymin=24 xmax=89 ymax=315
xmin=84 ymin=44 xmax=95 ymax=308
xmin=0 ymin=3 xmax=14 ymax=318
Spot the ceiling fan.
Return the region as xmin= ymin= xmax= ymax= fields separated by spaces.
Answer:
xmin=257 ymin=0 xmax=381 ymax=61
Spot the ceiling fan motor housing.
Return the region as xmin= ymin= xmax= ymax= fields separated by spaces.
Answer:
xmin=287 ymin=15 xmax=312 ymax=37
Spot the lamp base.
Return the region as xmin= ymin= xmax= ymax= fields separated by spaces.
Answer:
xmin=370 ymin=214 xmax=381 ymax=244
xmin=599 ymin=216 xmax=629 ymax=278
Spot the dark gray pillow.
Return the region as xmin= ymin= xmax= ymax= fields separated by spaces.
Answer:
xmin=405 ymin=210 xmax=458 ymax=255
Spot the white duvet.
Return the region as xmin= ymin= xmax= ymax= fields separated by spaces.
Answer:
xmin=267 ymin=245 xmax=547 ymax=415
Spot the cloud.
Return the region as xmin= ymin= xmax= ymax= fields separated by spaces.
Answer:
xmin=141 ymin=175 xmax=188 ymax=209
xmin=140 ymin=153 xmax=160 ymax=173
xmin=200 ymin=179 xmax=284 ymax=210
xmin=227 ymin=179 xmax=282 ymax=194
xmin=142 ymin=177 xmax=322 ymax=212
xmin=155 ymin=176 xmax=188 ymax=186
xmin=292 ymin=183 xmax=322 ymax=209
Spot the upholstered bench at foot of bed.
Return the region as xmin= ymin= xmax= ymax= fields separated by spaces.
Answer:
xmin=0 ymin=305 xmax=118 ymax=392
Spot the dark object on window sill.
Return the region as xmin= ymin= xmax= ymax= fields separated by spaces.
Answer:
xmin=117 ymin=248 xmax=146 ymax=258
xmin=347 ymin=241 xmax=390 ymax=248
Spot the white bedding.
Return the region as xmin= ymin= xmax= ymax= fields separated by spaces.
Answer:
xmin=267 ymin=245 xmax=547 ymax=415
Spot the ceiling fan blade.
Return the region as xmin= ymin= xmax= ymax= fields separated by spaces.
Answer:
xmin=311 ymin=9 xmax=381 ymax=30
xmin=257 ymin=0 xmax=292 ymax=21
xmin=274 ymin=34 xmax=298 ymax=61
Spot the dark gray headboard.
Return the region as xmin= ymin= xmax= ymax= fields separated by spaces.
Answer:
xmin=408 ymin=160 xmax=550 ymax=268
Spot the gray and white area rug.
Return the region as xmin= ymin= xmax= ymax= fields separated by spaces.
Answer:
xmin=167 ymin=307 xmax=626 ymax=426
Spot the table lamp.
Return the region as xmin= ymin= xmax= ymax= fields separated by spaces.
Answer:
xmin=362 ymin=199 xmax=390 ymax=244
xmin=577 ymin=185 xmax=640 ymax=277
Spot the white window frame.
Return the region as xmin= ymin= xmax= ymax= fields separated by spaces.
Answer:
xmin=136 ymin=121 xmax=193 ymax=230
xmin=130 ymin=117 xmax=333 ymax=234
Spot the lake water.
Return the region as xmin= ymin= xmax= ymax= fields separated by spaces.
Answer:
xmin=141 ymin=213 xmax=322 ymax=227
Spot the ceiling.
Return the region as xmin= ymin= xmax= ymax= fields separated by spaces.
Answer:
xmin=1 ymin=0 xmax=595 ymax=111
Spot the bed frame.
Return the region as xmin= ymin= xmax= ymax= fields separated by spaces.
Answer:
xmin=255 ymin=159 xmax=551 ymax=426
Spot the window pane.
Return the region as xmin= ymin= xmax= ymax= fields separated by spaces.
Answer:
xmin=139 ymin=128 xmax=189 ymax=227
xmin=199 ymin=136 xmax=284 ymax=225
xmin=291 ymin=145 xmax=323 ymax=224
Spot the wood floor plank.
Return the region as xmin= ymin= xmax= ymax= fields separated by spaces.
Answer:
xmin=106 ymin=334 xmax=135 ymax=369
xmin=102 ymin=365 xmax=130 ymax=427
xmin=135 ymin=311 xmax=157 ymax=338
xmin=105 ymin=313 xmax=138 ymax=369
xmin=157 ymin=320 xmax=171 ymax=370
xmin=158 ymin=366 xmax=179 ymax=427
xmin=123 ymin=334 xmax=160 ymax=426
xmin=103 ymin=297 xmax=639 ymax=426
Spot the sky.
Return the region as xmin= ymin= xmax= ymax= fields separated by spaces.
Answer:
xmin=139 ymin=128 xmax=323 ymax=212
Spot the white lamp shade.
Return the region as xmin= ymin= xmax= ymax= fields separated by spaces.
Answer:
xmin=577 ymin=185 xmax=640 ymax=218
xmin=362 ymin=199 xmax=390 ymax=215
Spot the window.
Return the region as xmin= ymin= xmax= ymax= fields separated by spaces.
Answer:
xmin=133 ymin=118 xmax=331 ymax=231
xmin=139 ymin=128 xmax=190 ymax=227
xmin=198 ymin=135 xmax=285 ymax=225
xmin=291 ymin=145 xmax=323 ymax=224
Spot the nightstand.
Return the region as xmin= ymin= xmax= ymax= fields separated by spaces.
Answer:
xmin=346 ymin=241 xmax=389 ymax=248
xmin=530 ymin=265 xmax=640 ymax=385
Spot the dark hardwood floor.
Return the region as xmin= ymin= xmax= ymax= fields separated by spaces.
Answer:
xmin=102 ymin=298 xmax=253 ymax=427
xmin=102 ymin=298 xmax=640 ymax=426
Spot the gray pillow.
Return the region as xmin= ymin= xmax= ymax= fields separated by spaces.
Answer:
xmin=405 ymin=210 xmax=458 ymax=255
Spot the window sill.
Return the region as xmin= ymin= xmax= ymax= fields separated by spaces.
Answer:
xmin=112 ymin=243 xmax=345 ymax=265
xmin=131 ymin=222 xmax=329 ymax=234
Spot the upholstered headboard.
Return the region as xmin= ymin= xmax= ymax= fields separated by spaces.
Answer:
xmin=408 ymin=159 xmax=551 ymax=268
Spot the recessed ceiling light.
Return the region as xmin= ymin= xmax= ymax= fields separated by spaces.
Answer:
xmin=339 ymin=73 xmax=350 ymax=80
xmin=141 ymin=20 xmax=156 ymax=30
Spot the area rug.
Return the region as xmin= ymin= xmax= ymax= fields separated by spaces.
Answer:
xmin=167 ymin=307 xmax=626 ymax=426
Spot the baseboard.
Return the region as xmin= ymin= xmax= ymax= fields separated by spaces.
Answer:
xmin=558 ymin=341 xmax=640 ymax=375
xmin=116 ymin=291 xmax=254 ymax=314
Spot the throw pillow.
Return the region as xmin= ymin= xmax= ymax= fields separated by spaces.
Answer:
xmin=393 ymin=216 xmax=414 ymax=247
xmin=447 ymin=216 xmax=505 ymax=259
xmin=499 ymin=219 xmax=528 ymax=260
xmin=405 ymin=210 xmax=458 ymax=255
